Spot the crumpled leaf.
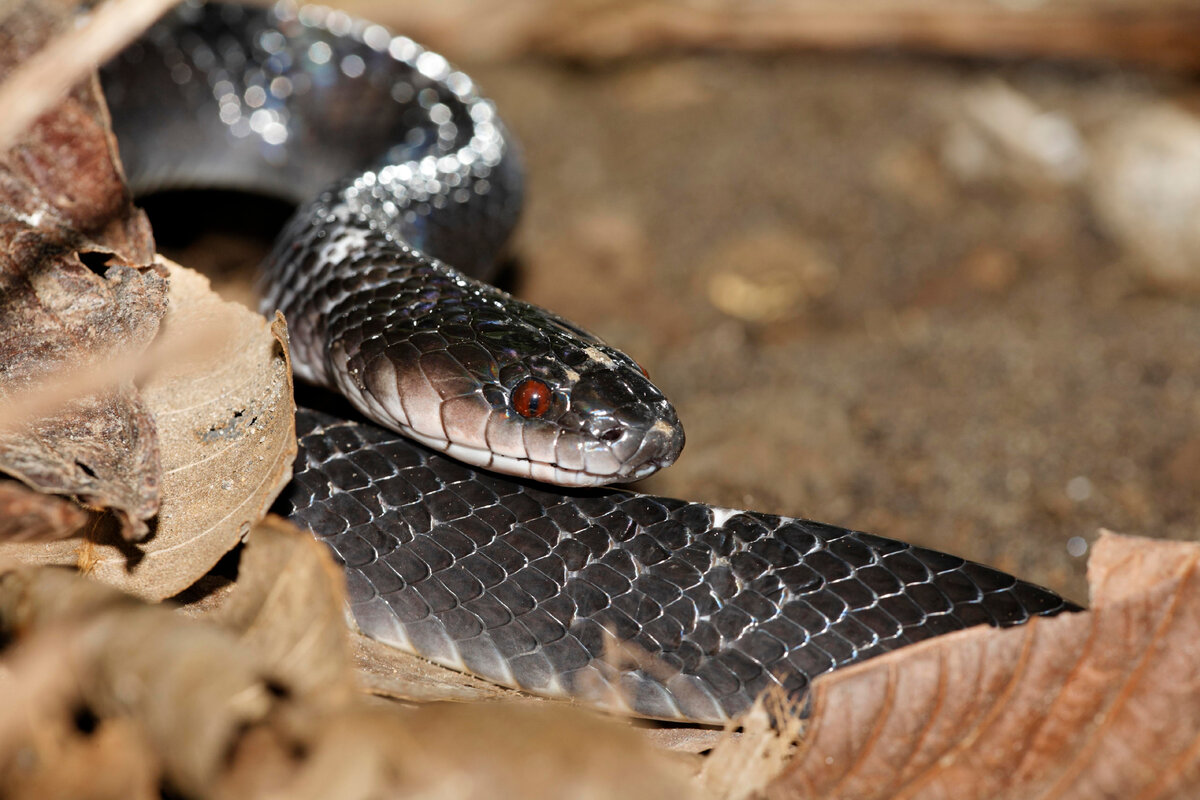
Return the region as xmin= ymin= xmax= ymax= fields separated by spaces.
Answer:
xmin=0 ymin=477 xmax=88 ymax=542
xmin=0 ymin=0 xmax=179 ymax=152
xmin=185 ymin=515 xmax=355 ymax=706
xmin=0 ymin=565 xmax=275 ymax=799
xmin=0 ymin=0 xmax=153 ymax=254
xmin=764 ymin=531 xmax=1200 ymax=799
xmin=0 ymin=628 xmax=161 ymax=799
xmin=219 ymin=701 xmax=694 ymax=800
xmin=0 ymin=260 xmax=296 ymax=600
xmin=0 ymin=0 xmax=163 ymax=539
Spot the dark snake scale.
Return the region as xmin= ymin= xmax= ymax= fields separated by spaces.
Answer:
xmin=104 ymin=1 xmax=1077 ymax=722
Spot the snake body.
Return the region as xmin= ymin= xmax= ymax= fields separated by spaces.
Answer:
xmin=104 ymin=1 xmax=1076 ymax=722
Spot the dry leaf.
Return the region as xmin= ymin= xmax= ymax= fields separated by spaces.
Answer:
xmin=0 ymin=260 xmax=296 ymax=600
xmin=193 ymin=516 xmax=356 ymax=706
xmin=0 ymin=477 xmax=88 ymax=542
xmin=0 ymin=0 xmax=153 ymax=257
xmin=0 ymin=0 xmax=163 ymax=539
xmin=0 ymin=625 xmax=162 ymax=799
xmin=0 ymin=566 xmax=277 ymax=798
xmin=764 ymin=532 xmax=1200 ymax=799
xmin=234 ymin=702 xmax=695 ymax=800
xmin=0 ymin=0 xmax=180 ymax=152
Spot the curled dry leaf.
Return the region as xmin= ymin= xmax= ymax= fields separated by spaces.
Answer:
xmin=0 ymin=0 xmax=181 ymax=152
xmin=0 ymin=477 xmax=88 ymax=542
xmin=0 ymin=0 xmax=163 ymax=539
xmin=0 ymin=0 xmax=153 ymax=256
xmin=764 ymin=532 xmax=1200 ymax=800
xmin=222 ymin=702 xmax=695 ymax=800
xmin=190 ymin=515 xmax=356 ymax=706
xmin=0 ymin=566 xmax=277 ymax=799
xmin=0 ymin=627 xmax=161 ymax=800
xmin=0 ymin=260 xmax=296 ymax=601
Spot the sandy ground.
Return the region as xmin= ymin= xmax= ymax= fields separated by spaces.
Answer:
xmin=151 ymin=51 xmax=1200 ymax=605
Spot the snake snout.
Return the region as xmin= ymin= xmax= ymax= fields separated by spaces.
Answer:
xmin=568 ymin=368 xmax=685 ymax=484
xmin=621 ymin=413 xmax=686 ymax=481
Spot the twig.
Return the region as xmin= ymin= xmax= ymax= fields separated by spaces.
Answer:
xmin=343 ymin=0 xmax=1200 ymax=71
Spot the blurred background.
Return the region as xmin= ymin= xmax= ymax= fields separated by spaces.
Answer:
xmin=157 ymin=0 xmax=1200 ymax=604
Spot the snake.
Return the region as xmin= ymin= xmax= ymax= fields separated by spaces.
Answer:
xmin=102 ymin=1 xmax=1077 ymax=723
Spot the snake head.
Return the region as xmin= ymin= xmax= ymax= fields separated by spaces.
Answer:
xmin=337 ymin=267 xmax=685 ymax=487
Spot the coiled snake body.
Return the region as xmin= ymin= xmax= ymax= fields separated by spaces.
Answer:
xmin=104 ymin=2 xmax=1075 ymax=722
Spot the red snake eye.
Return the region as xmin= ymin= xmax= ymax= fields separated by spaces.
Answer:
xmin=512 ymin=378 xmax=551 ymax=418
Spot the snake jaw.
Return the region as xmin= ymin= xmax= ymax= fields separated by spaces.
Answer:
xmin=399 ymin=426 xmax=672 ymax=487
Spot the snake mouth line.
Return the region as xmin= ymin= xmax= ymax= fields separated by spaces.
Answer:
xmin=401 ymin=426 xmax=644 ymax=487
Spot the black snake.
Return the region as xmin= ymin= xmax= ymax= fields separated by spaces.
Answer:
xmin=103 ymin=1 xmax=1077 ymax=723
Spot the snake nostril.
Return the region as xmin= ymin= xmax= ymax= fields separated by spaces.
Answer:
xmin=599 ymin=428 xmax=622 ymax=443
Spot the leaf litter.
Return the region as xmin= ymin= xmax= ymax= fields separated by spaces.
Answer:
xmin=0 ymin=260 xmax=296 ymax=601
xmin=0 ymin=0 xmax=162 ymax=540
xmin=0 ymin=0 xmax=1198 ymax=798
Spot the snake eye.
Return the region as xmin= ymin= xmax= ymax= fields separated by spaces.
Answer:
xmin=512 ymin=378 xmax=551 ymax=418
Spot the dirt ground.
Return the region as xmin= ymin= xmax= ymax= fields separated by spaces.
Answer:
xmin=153 ymin=49 xmax=1200 ymax=607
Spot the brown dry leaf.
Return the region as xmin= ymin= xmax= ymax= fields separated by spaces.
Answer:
xmin=225 ymin=702 xmax=696 ymax=800
xmin=0 ymin=260 xmax=296 ymax=600
xmin=0 ymin=562 xmax=697 ymax=799
xmin=0 ymin=0 xmax=153 ymax=256
xmin=0 ymin=566 xmax=277 ymax=799
xmin=0 ymin=477 xmax=88 ymax=542
xmin=0 ymin=0 xmax=164 ymax=539
xmin=764 ymin=531 xmax=1200 ymax=799
xmin=2 ymin=713 xmax=160 ymax=800
xmin=0 ymin=624 xmax=162 ymax=799
xmin=191 ymin=515 xmax=356 ymax=706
